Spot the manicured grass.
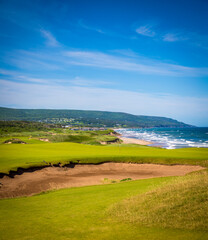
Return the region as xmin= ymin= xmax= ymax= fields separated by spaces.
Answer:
xmin=0 ymin=176 xmax=207 ymax=240
xmin=0 ymin=142 xmax=208 ymax=173
xmin=109 ymin=170 xmax=208 ymax=231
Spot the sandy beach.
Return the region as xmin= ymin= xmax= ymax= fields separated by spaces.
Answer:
xmin=119 ymin=137 xmax=153 ymax=145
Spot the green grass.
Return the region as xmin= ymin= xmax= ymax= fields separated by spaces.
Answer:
xmin=0 ymin=126 xmax=207 ymax=240
xmin=0 ymin=142 xmax=207 ymax=174
xmin=0 ymin=136 xmax=50 ymax=145
xmin=0 ymin=128 xmax=207 ymax=239
xmin=0 ymin=129 xmax=119 ymax=146
xmin=48 ymin=133 xmax=119 ymax=145
xmin=109 ymin=170 xmax=208 ymax=231
xmin=0 ymin=176 xmax=207 ymax=240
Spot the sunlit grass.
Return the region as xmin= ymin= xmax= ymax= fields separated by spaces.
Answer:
xmin=0 ymin=176 xmax=207 ymax=240
xmin=0 ymin=142 xmax=207 ymax=173
xmin=109 ymin=170 xmax=208 ymax=231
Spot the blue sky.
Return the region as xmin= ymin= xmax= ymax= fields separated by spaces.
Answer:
xmin=0 ymin=0 xmax=208 ymax=126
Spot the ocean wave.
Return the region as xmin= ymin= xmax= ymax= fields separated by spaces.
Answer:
xmin=116 ymin=128 xmax=208 ymax=149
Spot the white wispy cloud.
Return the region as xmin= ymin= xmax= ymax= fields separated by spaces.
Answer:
xmin=110 ymin=49 xmax=138 ymax=58
xmin=136 ymin=25 xmax=156 ymax=37
xmin=163 ymin=33 xmax=180 ymax=42
xmin=162 ymin=31 xmax=208 ymax=50
xmin=0 ymin=68 xmax=113 ymax=87
xmin=0 ymin=69 xmax=17 ymax=76
xmin=78 ymin=19 xmax=105 ymax=34
xmin=135 ymin=23 xmax=208 ymax=50
xmin=5 ymin=50 xmax=62 ymax=70
xmin=77 ymin=19 xmax=135 ymax=40
xmin=4 ymin=48 xmax=208 ymax=77
xmin=163 ymin=33 xmax=188 ymax=42
xmin=70 ymin=77 xmax=112 ymax=87
xmin=64 ymin=50 xmax=208 ymax=77
xmin=0 ymin=68 xmax=51 ymax=84
xmin=0 ymin=79 xmax=207 ymax=126
xmin=40 ymin=29 xmax=60 ymax=47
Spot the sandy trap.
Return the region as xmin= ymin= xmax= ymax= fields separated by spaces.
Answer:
xmin=0 ymin=163 xmax=204 ymax=198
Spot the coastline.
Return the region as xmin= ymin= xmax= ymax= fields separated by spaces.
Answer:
xmin=114 ymin=127 xmax=208 ymax=149
xmin=114 ymin=128 xmax=153 ymax=146
xmin=119 ymin=136 xmax=153 ymax=145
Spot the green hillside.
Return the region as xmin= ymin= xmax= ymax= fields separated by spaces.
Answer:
xmin=0 ymin=107 xmax=192 ymax=128
xmin=0 ymin=173 xmax=207 ymax=240
xmin=109 ymin=170 xmax=208 ymax=231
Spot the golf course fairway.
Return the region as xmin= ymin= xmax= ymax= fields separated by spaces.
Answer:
xmin=0 ymin=173 xmax=207 ymax=240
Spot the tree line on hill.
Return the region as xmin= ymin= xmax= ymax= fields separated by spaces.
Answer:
xmin=0 ymin=107 xmax=193 ymax=128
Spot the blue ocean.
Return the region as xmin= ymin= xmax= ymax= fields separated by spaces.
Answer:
xmin=116 ymin=127 xmax=208 ymax=149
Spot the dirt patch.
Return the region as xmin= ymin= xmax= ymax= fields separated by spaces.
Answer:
xmin=0 ymin=163 xmax=204 ymax=199
xmin=3 ymin=138 xmax=27 ymax=144
xmin=39 ymin=138 xmax=49 ymax=142
xmin=100 ymin=138 xmax=121 ymax=145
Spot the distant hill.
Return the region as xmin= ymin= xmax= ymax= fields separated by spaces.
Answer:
xmin=0 ymin=107 xmax=193 ymax=128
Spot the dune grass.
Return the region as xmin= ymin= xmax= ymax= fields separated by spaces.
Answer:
xmin=0 ymin=142 xmax=207 ymax=174
xmin=0 ymin=129 xmax=119 ymax=146
xmin=0 ymin=176 xmax=207 ymax=240
xmin=108 ymin=170 xmax=208 ymax=231
xmin=48 ymin=133 xmax=119 ymax=145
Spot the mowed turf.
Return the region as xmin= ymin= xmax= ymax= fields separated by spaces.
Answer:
xmin=0 ymin=142 xmax=208 ymax=173
xmin=0 ymin=175 xmax=207 ymax=240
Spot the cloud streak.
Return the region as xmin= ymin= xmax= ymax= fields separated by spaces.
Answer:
xmin=136 ymin=25 xmax=156 ymax=37
xmin=163 ymin=33 xmax=181 ymax=42
xmin=0 ymin=68 xmax=113 ymax=87
xmin=40 ymin=29 xmax=60 ymax=47
xmin=77 ymin=19 xmax=105 ymax=34
xmin=135 ymin=23 xmax=208 ymax=50
xmin=64 ymin=50 xmax=208 ymax=77
xmin=3 ymin=48 xmax=208 ymax=77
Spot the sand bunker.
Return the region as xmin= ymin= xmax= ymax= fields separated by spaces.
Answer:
xmin=0 ymin=163 xmax=204 ymax=198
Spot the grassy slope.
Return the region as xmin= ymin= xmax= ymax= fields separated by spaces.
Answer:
xmin=0 ymin=176 xmax=207 ymax=240
xmin=0 ymin=142 xmax=208 ymax=173
xmin=109 ymin=170 xmax=208 ymax=231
